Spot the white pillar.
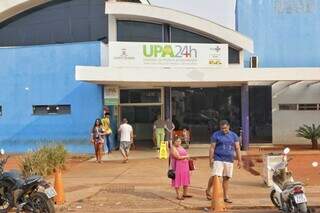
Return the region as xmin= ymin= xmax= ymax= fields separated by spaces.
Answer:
xmin=108 ymin=14 xmax=117 ymax=42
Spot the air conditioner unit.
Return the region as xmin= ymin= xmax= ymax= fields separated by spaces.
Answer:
xmin=250 ymin=56 xmax=259 ymax=68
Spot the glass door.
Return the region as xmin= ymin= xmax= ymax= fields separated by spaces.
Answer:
xmin=121 ymin=106 xmax=161 ymax=148
xmin=172 ymin=87 xmax=241 ymax=143
xmin=119 ymin=88 xmax=163 ymax=149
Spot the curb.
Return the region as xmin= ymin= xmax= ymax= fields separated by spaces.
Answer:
xmin=186 ymin=205 xmax=320 ymax=211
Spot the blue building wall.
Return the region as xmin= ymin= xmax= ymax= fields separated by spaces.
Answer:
xmin=0 ymin=41 xmax=103 ymax=153
xmin=236 ymin=0 xmax=320 ymax=67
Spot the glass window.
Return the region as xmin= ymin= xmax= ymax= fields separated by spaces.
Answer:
xmin=249 ymin=86 xmax=272 ymax=143
xmin=298 ymin=104 xmax=318 ymax=111
xmin=171 ymin=27 xmax=219 ymax=43
xmin=0 ymin=0 xmax=107 ymax=46
xmin=120 ymin=89 xmax=161 ymax=104
xmin=172 ymin=87 xmax=241 ymax=143
xmin=116 ymin=0 xmax=141 ymax=2
xmin=228 ymin=48 xmax=240 ymax=64
xmin=121 ymin=106 xmax=160 ymax=123
xmin=279 ymin=104 xmax=298 ymax=110
xmin=120 ymin=105 xmax=161 ymax=144
xmin=117 ymin=20 xmax=163 ymax=42
xmin=33 ymin=105 xmax=71 ymax=115
xmin=170 ymin=27 xmax=240 ymax=64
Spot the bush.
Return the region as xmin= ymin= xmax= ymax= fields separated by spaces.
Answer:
xmin=20 ymin=144 xmax=68 ymax=177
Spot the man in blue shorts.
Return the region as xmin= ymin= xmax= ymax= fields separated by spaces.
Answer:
xmin=205 ymin=120 xmax=242 ymax=203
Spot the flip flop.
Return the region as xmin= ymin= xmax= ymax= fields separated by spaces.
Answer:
xmin=224 ymin=198 xmax=232 ymax=204
xmin=183 ymin=195 xmax=193 ymax=198
xmin=176 ymin=197 xmax=184 ymax=200
xmin=205 ymin=190 xmax=212 ymax=200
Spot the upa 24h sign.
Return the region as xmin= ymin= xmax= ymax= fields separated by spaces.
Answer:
xmin=109 ymin=42 xmax=228 ymax=68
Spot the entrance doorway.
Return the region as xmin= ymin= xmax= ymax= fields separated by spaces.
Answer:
xmin=171 ymin=87 xmax=242 ymax=143
xmin=120 ymin=106 xmax=161 ymax=148
xmin=119 ymin=88 xmax=163 ymax=149
xmin=170 ymin=86 xmax=272 ymax=144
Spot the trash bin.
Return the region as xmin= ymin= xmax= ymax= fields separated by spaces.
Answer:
xmin=262 ymin=153 xmax=283 ymax=187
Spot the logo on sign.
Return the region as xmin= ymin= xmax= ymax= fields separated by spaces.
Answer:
xmin=114 ymin=48 xmax=135 ymax=60
xmin=143 ymin=44 xmax=197 ymax=58
xmin=208 ymin=45 xmax=223 ymax=65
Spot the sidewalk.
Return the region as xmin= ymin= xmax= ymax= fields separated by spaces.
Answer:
xmin=56 ymin=153 xmax=320 ymax=212
xmin=96 ymin=144 xmax=212 ymax=162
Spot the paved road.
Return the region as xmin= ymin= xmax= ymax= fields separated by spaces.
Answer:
xmin=54 ymin=156 xmax=320 ymax=213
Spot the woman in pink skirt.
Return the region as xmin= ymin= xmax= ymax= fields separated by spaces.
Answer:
xmin=171 ymin=137 xmax=192 ymax=200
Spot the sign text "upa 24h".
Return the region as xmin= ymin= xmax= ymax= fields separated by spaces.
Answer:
xmin=143 ymin=44 xmax=197 ymax=58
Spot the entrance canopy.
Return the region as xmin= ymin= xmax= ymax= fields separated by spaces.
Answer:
xmin=75 ymin=66 xmax=320 ymax=87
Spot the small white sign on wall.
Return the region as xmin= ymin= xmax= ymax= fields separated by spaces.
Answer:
xmin=109 ymin=42 xmax=229 ymax=68
xmin=104 ymin=87 xmax=119 ymax=105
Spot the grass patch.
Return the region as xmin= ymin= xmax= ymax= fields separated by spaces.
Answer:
xmin=20 ymin=144 xmax=68 ymax=177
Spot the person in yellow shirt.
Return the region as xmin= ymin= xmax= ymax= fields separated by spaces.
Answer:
xmin=101 ymin=112 xmax=112 ymax=154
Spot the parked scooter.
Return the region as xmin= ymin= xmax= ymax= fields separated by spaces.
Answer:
xmin=0 ymin=149 xmax=56 ymax=213
xmin=269 ymin=148 xmax=309 ymax=213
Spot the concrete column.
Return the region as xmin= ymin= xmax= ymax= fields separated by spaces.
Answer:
xmin=108 ymin=14 xmax=117 ymax=42
xmin=241 ymin=84 xmax=250 ymax=150
xmin=164 ymin=87 xmax=172 ymax=120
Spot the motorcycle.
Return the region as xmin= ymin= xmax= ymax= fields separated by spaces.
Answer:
xmin=268 ymin=147 xmax=310 ymax=213
xmin=0 ymin=149 xmax=56 ymax=213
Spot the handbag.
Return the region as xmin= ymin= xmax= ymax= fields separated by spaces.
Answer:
xmin=189 ymin=159 xmax=195 ymax=171
xmin=167 ymin=169 xmax=175 ymax=179
xmin=167 ymin=154 xmax=176 ymax=180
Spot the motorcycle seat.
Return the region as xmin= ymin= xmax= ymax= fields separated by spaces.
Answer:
xmin=25 ymin=175 xmax=42 ymax=185
xmin=283 ymin=181 xmax=302 ymax=189
xmin=3 ymin=170 xmax=25 ymax=187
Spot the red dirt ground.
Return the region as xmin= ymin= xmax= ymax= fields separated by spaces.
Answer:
xmin=288 ymin=154 xmax=320 ymax=186
xmin=244 ymin=148 xmax=320 ymax=186
xmin=3 ymin=154 xmax=90 ymax=174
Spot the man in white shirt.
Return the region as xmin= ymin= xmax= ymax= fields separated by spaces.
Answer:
xmin=118 ymin=118 xmax=133 ymax=163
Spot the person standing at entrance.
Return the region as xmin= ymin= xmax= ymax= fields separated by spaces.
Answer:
xmin=101 ymin=112 xmax=112 ymax=154
xmin=164 ymin=117 xmax=175 ymax=148
xmin=118 ymin=118 xmax=133 ymax=163
xmin=205 ymin=120 xmax=242 ymax=203
xmin=90 ymin=118 xmax=106 ymax=163
xmin=171 ymin=137 xmax=192 ymax=200
xmin=153 ymin=115 xmax=165 ymax=150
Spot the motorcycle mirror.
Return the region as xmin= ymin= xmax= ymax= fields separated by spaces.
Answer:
xmin=312 ymin=161 xmax=318 ymax=168
xmin=0 ymin=149 xmax=4 ymax=155
xmin=283 ymin=147 xmax=290 ymax=155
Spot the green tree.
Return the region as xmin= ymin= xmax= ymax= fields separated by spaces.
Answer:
xmin=296 ymin=124 xmax=320 ymax=150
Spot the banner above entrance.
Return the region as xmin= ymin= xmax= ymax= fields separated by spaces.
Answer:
xmin=109 ymin=42 xmax=229 ymax=68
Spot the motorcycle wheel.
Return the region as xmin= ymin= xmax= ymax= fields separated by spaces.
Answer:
xmin=0 ymin=195 xmax=12 ymax=213
xmin=296 ymin=203 xmax=308 ymax=213
xmin=30 ymin=192 xmax=55 ymax=213
xmin=270 ymin=189 xmax=281 ymax=209
xmin=0 ymin=192 xmax=13 ymax=213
